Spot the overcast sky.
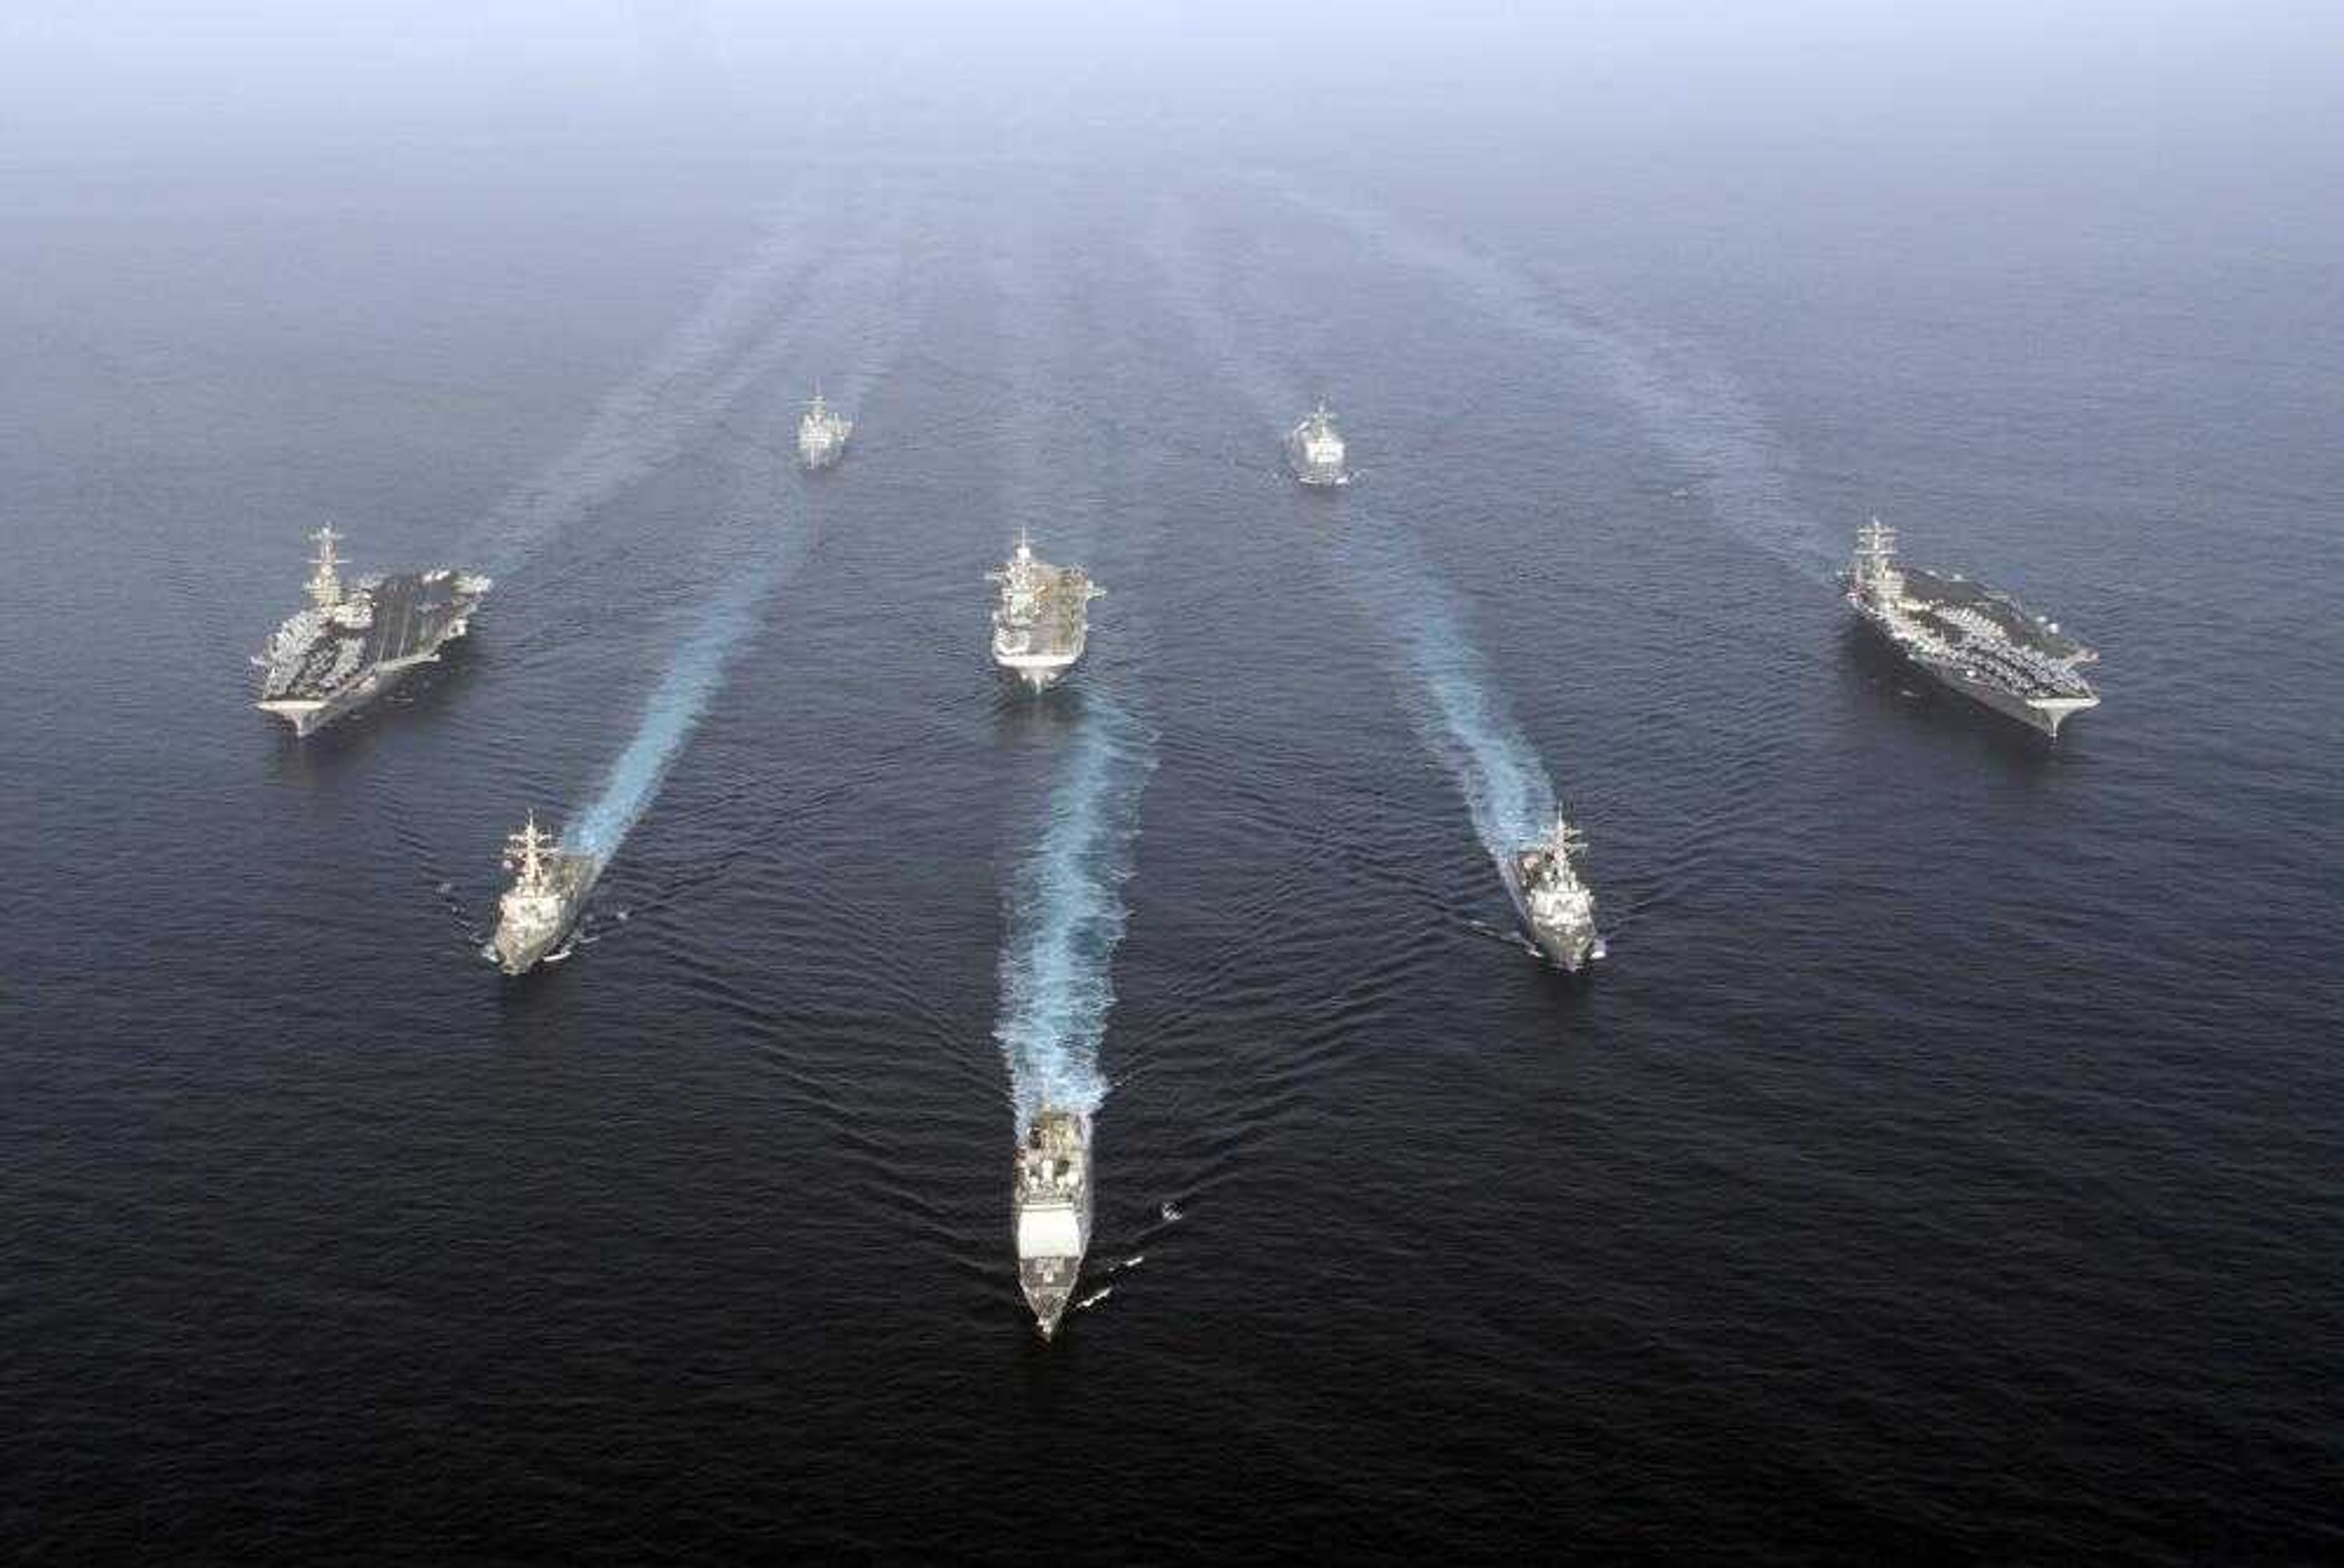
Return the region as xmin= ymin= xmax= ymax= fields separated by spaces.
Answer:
xmin=4 ymin=1 xmax=2339 ymax=168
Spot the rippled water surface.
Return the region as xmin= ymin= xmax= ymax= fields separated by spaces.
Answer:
xmin=4 ymin=142 xmax=2340 ymax=1560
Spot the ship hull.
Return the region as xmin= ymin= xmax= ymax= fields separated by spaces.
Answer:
xmin=1014 ymin=1112 xmax=1093 ymax=1340
xmin=1284 ymin=430 xmax=1350 ymax=487
xmin=992 ymin=643 xmax=1083 ymax=693
xmin=1500 ymin=856 xmax=1602 ymax=973
xmin=1853 ymin=609 xmax=2099 ymax=740
xmin=998 ymin=661 xmax=1073 ymax=693
xmin=256 ymin=572 xmax=484 ymax=738
xmin=256 ymin=651 xmax=435 ymax=737
xmin=1288 ymin=455 xmax=1350 ymax=488
xmin=494 ymin=853 xmax=603 ymax=975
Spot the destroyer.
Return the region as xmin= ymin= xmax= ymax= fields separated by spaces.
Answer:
xmin=988 ymin=529 xmax=1103 ymax=692
xmin=1841 ymin=519 xmax=2099 ymax=738
xmin=251 ymin=526 xmax=489 ymax=736
xmin=797 ymin=387 xmax=852 ymax=470
xmin=1503 ymin=817 xmax=1606 ymax=972
xmin=491 ymin=811 xmax=602 ymax=975
xmin=1285 ymin=399 xmax=1350 ymax=486
xmin=1013 ymin=1108 xmax=1093 ymax=1339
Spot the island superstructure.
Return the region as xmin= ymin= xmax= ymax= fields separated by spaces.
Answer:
xmin=1503 ymin=817 xmax=1606 ymax=972
xmin=797 ymin=388 xmax=852 ymax=470
xmin=491 ymin=811 xmax=601 ymax=975
xmin=251 ymin=526 xmax=489 ymax=736
xmin=1013 ymin=1108 xmax=1093 ymax=1339
xmin=988 ymin=529 xmax=1103 ymax=692
xmin=1841 ymin=519 xmax=2099 ymax=738
xmin=1285 ymin=400 xmax=1350 ymax=487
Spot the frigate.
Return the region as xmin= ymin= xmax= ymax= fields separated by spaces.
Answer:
xmin=797 ymin=388 xmax=852 ymax=470
xmin=491 ymin=811 xmax=602 ymax=975
xmin=1013 ymin=1108 xmax=1093 ymax=1339
xmin=1502 ymin=817 xmax=1607 ymax=973
xmin=1841 ymin=519 xmax=2099 ymax=738
xmin=1285 ymin=399 xmax=1350 ymax=487
xmin=988 ymin=529 xmax=1103 ymax=692
xmin=251 ymin=526 xmax=489 ymax=736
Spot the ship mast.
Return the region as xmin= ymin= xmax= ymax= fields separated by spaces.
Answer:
xmin=1855 ymin=516 xmax=1897 ymax=574
xmin=306 ymin=524 xmax=344 ymax=610
xmin=504 ymin=810 xmax=551 ymax=890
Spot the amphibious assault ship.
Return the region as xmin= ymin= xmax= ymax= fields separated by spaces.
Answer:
xmin=1285 ymin=400 xmax=1350 ymax=486
xmin=1013 ymin=1108 xmax=1093 ymax=1339
xmin=1841 ymin=519 xmax=2099 ymax=739
xmin=797 ymin=388 xmax=852 ymax=470
xmin=1503 ymin=817 xmax=1607 ymax=973
xmin=251 ymin=526 xmax=489 ymax=736
xmin=988 ymin=530 xmax=1103 ymax=692
xmin=491 ymin=812 xmax=601 ymax=975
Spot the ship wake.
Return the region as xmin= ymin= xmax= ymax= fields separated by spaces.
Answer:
xmin=995 ymin=692 xmax=1157 ymax=1134
xmin=460 ymin=180 xmax=905 ymax=578
xmin=1261 ymin=179 xmax=1837 ymax=583
xmin=1335 ymin=516 xmax=1561 ymax=870
xmin=1148 ymin=191 xmax=1568 ymax=877
xmin=565 ymin=536 xmax=784 ymax=864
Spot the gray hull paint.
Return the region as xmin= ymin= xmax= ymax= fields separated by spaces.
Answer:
xmin=1500 ymin=858 xmax=1597 ymax=974
xmin=258 ymin=572 xmax=484 ymax=737
xmin=1856 ymin=614 xmax=2084 ymax=739
xmin=495 ymin=853 xmax=602 ymax=975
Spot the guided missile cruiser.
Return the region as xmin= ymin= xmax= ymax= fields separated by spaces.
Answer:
xmin=1841 ymin=519 xmax=2099 ymax=739
xmin=1285 ymin=399 xmax=1350 ymax=487
xmin=1013 ymin=1108 xmax=1093 ymax=1339
xmin=491 ymin=811 xmax=602 ymax=975
xmin=1503 ymin=817 xmax=1606 ymax=973
xmin=252 ymin=525 xmax=490 ymax=736
xmin=988 ymin=529 xmax=1103 ymax=692
xmin=797 ymin=387 xmax=852 ymax=470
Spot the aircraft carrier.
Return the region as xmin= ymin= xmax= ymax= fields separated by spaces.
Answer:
xmin=988 ymin=530 xmax=1103 ymax=692
xmin=1013 ymin=1108 xmax=1093 ymax=1339
xmin=1842 ymin=519 xmax=2099 ymax=738
xmin=1502 ymin=817 xmax=1607 ymax=973
xmin=491 ymin=811 xmax=602 ymax=975
xmin=252 ymin=526 xmax=489 ymax=736
xmin=798 ymin=388 xmax=852 ymax=470
xmin=1286 ymin=400 xmax=1350 ymax=486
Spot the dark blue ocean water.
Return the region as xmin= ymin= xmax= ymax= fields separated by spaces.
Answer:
xmin=3 ymin=134 xmax=2340 ymax=1561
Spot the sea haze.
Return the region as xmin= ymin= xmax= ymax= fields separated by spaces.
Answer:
xmin=4 ymin=12 xmax=2343 ymax=1559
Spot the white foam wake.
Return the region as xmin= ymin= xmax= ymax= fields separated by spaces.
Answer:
xmin=995 ymin=692 xmax=1157 ymax=1134
xmin=1148 ymin=190 xmax=1564 ymax=870
xmin=565 ymin=538 xmax=783 ymax=862
xmin=1335 ymin=516 xmax=1558 ymax=863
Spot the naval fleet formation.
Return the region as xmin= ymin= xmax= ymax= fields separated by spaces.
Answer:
xmin=253 ymin=386 xmax=2101 ymax=1338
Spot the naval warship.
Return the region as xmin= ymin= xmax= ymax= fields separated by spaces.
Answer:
xmin=1503 ymin=817 xmax=1607 ymax=973
xmin=1841 ymin=519 xmax=2099 ymax=739
xmin=1285 ymin=400 xmax=1350 ymax=486
xmin=797 ymin=388 xmax=852 ymax=470
xmin=988 ymin=530 xmax=1103 ymax=692
xmin=1013 ymin=1108 xmax=1093 ymax=1339
xmin=251 ymin=526 xmax=490 ymax=736
xmin=491 ymin=811 xmax=602 ymax=975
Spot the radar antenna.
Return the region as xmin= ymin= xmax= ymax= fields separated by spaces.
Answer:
xmin=306 ymin=524 xmax=345 ymax=610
